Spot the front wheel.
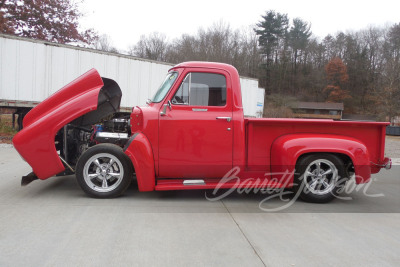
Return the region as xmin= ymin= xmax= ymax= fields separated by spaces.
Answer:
xmin=295 ymin=153 xmax=348 ymax=203
xmin=76 ymin=144 xmax=133 ymax=198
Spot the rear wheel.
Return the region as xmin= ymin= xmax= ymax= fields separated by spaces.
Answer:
xmin=295 ymin=153 xmax=348 ymax=203
xmin=76 ymin=144 xmax=133 ymax=198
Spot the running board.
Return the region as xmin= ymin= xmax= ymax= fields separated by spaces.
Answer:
xmin=155 ymin=178 xmax=287 ymax=191
xmin=155 ymin=178 xmax=237 ymax=191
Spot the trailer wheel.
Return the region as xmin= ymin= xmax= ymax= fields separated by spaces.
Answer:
xmin=76 ymin=144 xmax=133 ymax=198
xmin=295 ymin=153 xmax=348 ymax=203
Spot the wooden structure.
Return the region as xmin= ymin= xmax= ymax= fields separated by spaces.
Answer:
xmin=291 ymin=102 xmax=344 ymax=119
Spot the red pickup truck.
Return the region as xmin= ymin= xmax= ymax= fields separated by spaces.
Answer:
xmin=13 ymin=62 xmax=391 ymax=203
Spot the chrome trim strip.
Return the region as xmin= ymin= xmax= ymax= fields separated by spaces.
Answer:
xmin=188 ymin=73 xmax=192 ymax=105
xmin=192 ymin=108 xmax=208 ymax=112
xmin=97 ymin=132 xmax=129 ymax=139
xmin=183 ymin=179 xmax=206 ymax=185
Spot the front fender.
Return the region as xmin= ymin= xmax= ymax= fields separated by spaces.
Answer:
xmin=270 ymin=134 xmax=371 ymax=185
xmin=124 ymin=132 xmax=155 ymax=191
xmin=13 ymin=69 xmax=105 ymax=179
xmin=13 ymin=69 xmax=122 ymax=180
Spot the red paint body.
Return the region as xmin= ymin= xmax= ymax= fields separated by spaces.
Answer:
xmin=13 ymin=62 xmax=390 ymax=191
xmin=13 ymin=69 xmax=104 ymax=179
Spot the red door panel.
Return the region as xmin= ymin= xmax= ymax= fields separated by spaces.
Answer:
xmin=158 ymin=70 xmax=233 ymax=178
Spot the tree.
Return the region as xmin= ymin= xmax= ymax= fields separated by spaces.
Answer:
xmin=94 ymin=34 xmax=119 ymax=53
xmin=166 ymin=21 xmax=242 ymax=65
xmin=255 ymin=10 xmax=289 ymax=116
xmin=143 ymin=22 xmax=260 ymax=78
xmin=0 ymin=0 xmax=12 ymax=33
xmin=196 ymin=21 xmax=238 ymax=63
xmin=255 ymin=10 xmax=289 ymax=64
xmin=374 ymin=23 xmax=400 ymax=124
xmin=289 ymin=18 xmax=311 ymax=68
xmin=324 ymin=57 xmax=351 ymax=102
xmin=166 ymin=34 xmax=199 ymax=63
xmin=235 ymin=25 xmax=261 ymax=78
xmin=288 ymin=18 xmax=312 ymax=92
xmin=0 ymin=0 xmax=96 ymax=44
xmin=128 ymin=32 xmax=168 ymax=61
xmin=385 ymin=23 xmax=400 ymax=62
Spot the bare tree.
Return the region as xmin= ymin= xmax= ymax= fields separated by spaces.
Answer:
xmin=165 ymin=21 xmax=260 ymax=78
xmin=128 ymin=32 xmax=168 ymax=61
xmin=94 ymin=34 xmax=119 ymax=53
xmin=373 ymin=23 xmax=400 ymax=124
xmin=166 ymin=34 xmax=200 ymax=62
xmin=235 ymin=25 xmax=261 ymax=78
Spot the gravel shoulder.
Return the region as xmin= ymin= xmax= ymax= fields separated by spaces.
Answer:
xmin=385 ymin=135 xmax=400 ymax=158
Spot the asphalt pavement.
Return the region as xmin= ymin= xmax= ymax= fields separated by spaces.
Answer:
xmin=0 ymin=146 xmax=399 ymax=266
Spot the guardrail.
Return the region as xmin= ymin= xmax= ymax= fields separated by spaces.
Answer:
xmin=387 ymin=126 xmax=400 ymax=136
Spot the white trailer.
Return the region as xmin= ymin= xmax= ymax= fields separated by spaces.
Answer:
xmin=0 ymin=34 xmax=262 ymax=127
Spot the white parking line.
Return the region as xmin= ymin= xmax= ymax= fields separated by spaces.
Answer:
xmin=391 ymin=158 xmax=400 ymax=165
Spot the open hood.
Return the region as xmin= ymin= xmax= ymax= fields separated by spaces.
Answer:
xmin=13 ymin=69 xmax=122 ymax=179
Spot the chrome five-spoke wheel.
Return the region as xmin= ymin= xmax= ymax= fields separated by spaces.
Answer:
xmin=303 ymin=159 xmax=338 ymax=195
xmin=83 ymin=153 xmax=124 ymax=193
xmin=76 ymin=144 xmax=133 ymax=198
xmin=295 ymin=153 xmax=348 ymax=203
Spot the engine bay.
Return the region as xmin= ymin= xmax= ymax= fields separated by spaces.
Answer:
xmin=55 ymin=112 xmax=131 ymax=174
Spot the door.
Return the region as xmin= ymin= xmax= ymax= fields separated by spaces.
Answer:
xmin=158 ymin=71 xmax=233 ymax=178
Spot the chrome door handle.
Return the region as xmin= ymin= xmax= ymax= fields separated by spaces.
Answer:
xmin=216 ymin=117 xmax=232 ymax=122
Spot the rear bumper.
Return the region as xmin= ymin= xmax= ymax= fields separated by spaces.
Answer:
xmin=383 ymin=157 xmax=392 ymax=170
xmin=370 ymin=157 xmax=392 ymax=175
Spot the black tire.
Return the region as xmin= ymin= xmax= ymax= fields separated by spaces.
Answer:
xmin=294 ymin=153 xmax=348 ymax=203
xmin=76 ymin=144 xmax=133 ymax=198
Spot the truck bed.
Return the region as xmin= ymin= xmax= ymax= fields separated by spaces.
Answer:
xmin=245 ymin=118 xmax=388 ymax=173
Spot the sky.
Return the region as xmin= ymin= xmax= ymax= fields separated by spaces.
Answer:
xmin=80 ymin=0 xmax=400 ymax=52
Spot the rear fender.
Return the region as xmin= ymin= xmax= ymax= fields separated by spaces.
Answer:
xmin=124 ymin=132 xmax=155 ymax=191
xmin=270 ymin=134 xmax=371 ymax=185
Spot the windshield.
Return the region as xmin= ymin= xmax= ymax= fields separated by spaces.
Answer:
xmin=151 ymin=72 xmax=178 ymax=103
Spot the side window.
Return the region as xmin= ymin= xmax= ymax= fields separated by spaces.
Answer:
xmin=172 ymin=73 xmax=226 ymax=106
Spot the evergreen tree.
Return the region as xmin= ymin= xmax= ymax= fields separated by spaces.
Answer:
xmin=255 ymin=10 xmax=289 ymax=114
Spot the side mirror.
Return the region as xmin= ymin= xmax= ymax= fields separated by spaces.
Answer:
xmin=160 ymin=100 xmax=172 ymax=116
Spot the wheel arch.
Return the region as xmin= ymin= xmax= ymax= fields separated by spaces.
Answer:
xmin=270 ymin=134 xmax=371 ymax=185
xmin=296 ymin=152 xmax=353 ymax=172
